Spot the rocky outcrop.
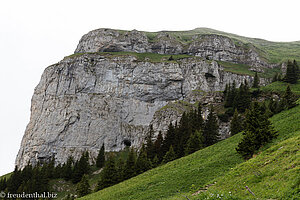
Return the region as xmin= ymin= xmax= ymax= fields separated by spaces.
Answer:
xmin=16 ymin=53 xmax=256 ymax=169
xmin=75 ymin=29 xmax=271 ymax=68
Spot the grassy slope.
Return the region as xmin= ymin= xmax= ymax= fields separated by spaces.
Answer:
xmin=81 ymin=101 xmax=300 ymax=200
xmin=259 ymin=81 xmax=300 ymax=95
xmin=160 ymin=27 xmax=300 ymax=64
xmin=202 ymin=105 xmax=300 ymax=200
xmin=80 ymin=134 xmax=244 ymax=200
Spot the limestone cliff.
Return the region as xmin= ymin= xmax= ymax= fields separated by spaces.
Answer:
xmin=16 ymin=28 xmax=271 ymax=169
xmin=75 ymin=29 xmax=271 ymax=69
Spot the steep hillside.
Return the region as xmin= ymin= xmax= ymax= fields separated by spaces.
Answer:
xmin=80 ymin=103 xmax=300 ymax=200
xmin=150 ymin=27 xmax=300 ymax=64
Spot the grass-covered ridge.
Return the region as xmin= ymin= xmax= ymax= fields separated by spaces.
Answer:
xmin=259 ymin=80 xmax=300 ymax=95
xmin=150 ymin=27 xmax=300 ymax=64
xmin=204 ymin=105 xmax=300 ymax=199
xmin=64 ymin=51 xmax=194 ymax=63
xmin=80 ymin=103 xmax=300 ymax=200
xmin=80 ymin=134 xmax=244 ymax=200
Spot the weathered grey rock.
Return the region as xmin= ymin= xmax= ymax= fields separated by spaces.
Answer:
xmin=75 ymin=29 xmax=272 ymax=69
xmin=16 ymin=53 xmax=262 ymax=169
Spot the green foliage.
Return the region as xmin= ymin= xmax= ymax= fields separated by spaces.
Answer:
xmin=284 ymin=60 xmax=299 ymax=84
xmin=162 ymin=145 xmax=176 ymax=164
xmin=236 ymin=102 xmax=278 ymax=159
xmin=72 ymin=152 xmax=90 ymax=184
xmin=63 ymin=156 xmax=74 ymax=181
xmin=203 ymin=106 xmax=220 ymax=146
xmin=136 ymin=145 xmax=152 ymax=174
xmin=79 ymin=134 xmax=244 ymax=200
xmin=96 ymin=155 xmax=118 ymax=191
xmin=123 ymin=148 xmax=137 ymax=180
xmin=233 ymin=80 xmax=251 ymax=113
xmin=76 ymin=175 xmax=91 ymax=197
xmin=281 ymin=85 xmax=297 ymax=109
xmin=145 ymin=125 xmax=155 ymax=161
xmin=185 ymin=130 xmax=204 ymax=155
xmin=230 ymin=109 xmax=243 ymax=135
xmin=252 ymin=72 xmax=259 ymax=88
xmin=96 ymin=144 xmax=105 ymax=168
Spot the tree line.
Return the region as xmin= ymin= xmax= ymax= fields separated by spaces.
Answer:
xmin=96 ymin=103 xmax=221 ymax=192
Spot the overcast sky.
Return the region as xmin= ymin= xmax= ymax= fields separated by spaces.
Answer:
xmin=1 ymin=0 xmax=300 ymax=176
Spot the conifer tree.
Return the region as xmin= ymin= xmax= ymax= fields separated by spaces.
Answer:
xmin=63 ymin=156 xmax=74 ymax=181
xmin=184 ymin=130 xmax=204 ymax=155
xmin=154 ymin=131 xmax=164 ymax=161
xmin=230 ymin=109 xmax=243 ymax=135
xmin=123 ymin=148 xmax=137 ymax=180
xmin=162 ymin=145 xmax=176 ymax=164
xmin=196 ymin=103 xmax=204 ymax=131
xmin=252 ymin=72 xmax=260 ymax=88
xmin=282 ymin=85 xmax=297 ymax=109
xmin=96 ymin=155 xmax=118 ymax=191
xmin=236 ymin=102 xmax=278 ymax=159
xmin=233 ymin=80 xmax=251 ymax=112
xmin=6 ymin=166 xmax=22 ymax=193
xmin=96 ymin=143 xmax=105 ymax=168
xmin=136 ymin=145 xmax=152 ymax=174
xmin=115 ymin=157 xmax=125 ymax=183
xmin=152 ymin=155 xmax=160 ymax=168
xmin=293 ymin=60 xmax=299 ymax=80
xmin=285 ymin=60 xmax=298 ymax=84
xmin=203 ymin=105 xmax=220 ymax=147
xmin=72 ymin=152 xmax=90 ymax=184
xmin=76 ymin=175 xmax=91 ymax=197
xmin=145 ymin=125 xmax=155 ymax=160
xmin=176 ymin=112 xmax=192 ymax=158
xmin=161 ymin=122 xmax=175 ymax=156
xmin=224 ymin=81 xmax=237 ymax=108
xmin=0 ymin=178 xmax=7 ymax=190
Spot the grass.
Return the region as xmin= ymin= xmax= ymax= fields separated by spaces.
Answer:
xmin=158 ymin=27 xmax=300 ymax=64
xmin=258 ymin=81 xmax=300 ymax=95
xmin=64 ymin=52 xmax=194 ymax=63
xmin=195 ymin=105 xmax=300 ymax=200
xmin=80 ymin=102 xmax=300 ymax=200
xmin=0 ymin=172 xmax=12 ymax=180
xmin=80 ymin=134 xmax=244 ymax=200
xmin=217 ymin=61 xmax=281 ymax=78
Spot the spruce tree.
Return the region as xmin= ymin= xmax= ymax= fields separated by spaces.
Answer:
xmin=293 ymin=60 xmax=299 ymax=81
xmin=161 ymin=122 xmax=175 ymax=156
xmin=203 ymin=105 xmax=220 ymax=147
xmin=76 ymin=175 xmax=91 ymax=197
xmin=136 ymin=145 xmax=152 ymax=174
xmin=123 ymin=148 xmax=137 ymax=180
xmin=236 ymin=102 xmax=278 ymax=159
xmin=154 ymin=131 xmax=163 ymax=161
xmin=233 ymin=80 xmax=251 ymax=112
xmin=285 ymin=60 xmax=298 ymax=84
xmin=63 ymin=156 xmax=74 ymax=181
xmin=252 ymin=72 xmax=260 ymax=88
xmin=96 ymin=155 xmax=118 ymax=191
xmin=7 ymin=166 xmax=22 ymax=194
xmin=196 ymin=103 xmax=204 ymax=131
xmin=96 ymin=143 xmax=105 ymax=168
xmin=145 ymin=125 xmax=155 ymax=160
xmin=184 ymin=130 xmax=204 ymax=155
xmin=162 ymin=145 xmax=176 ymax=164
xmin=230 ymin=109 xmax=243 ymax=135
xmin=282 ymin=85 xmax=297 ymax=109
xmin=72 ymin=152 xmax=90 ymax=184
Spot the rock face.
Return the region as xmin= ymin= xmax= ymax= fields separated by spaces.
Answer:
xmin=16 ymin=28 xmax=272 ymax=169
xmin=75 ymin=28 xmax=271 ymax=68
xmin=16 ymin=52 xmax=256 ymax=169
